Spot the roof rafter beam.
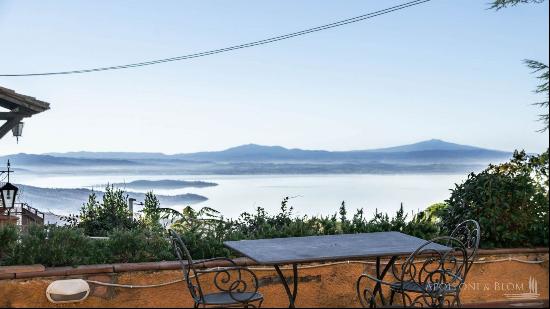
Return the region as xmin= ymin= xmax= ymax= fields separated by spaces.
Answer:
xmin=0 ymin=111 xmax=32 ymax=120
xmin=0 ymin=115 xmax=23 ymax=139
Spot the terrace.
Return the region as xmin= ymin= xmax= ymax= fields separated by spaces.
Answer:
xmin=0 ymin=0 xmax=549 ymax=307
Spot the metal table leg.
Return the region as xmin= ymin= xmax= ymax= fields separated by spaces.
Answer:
xmin=370 ymin=256 xmax=398 ymax=308
xmin=274 ymin=264 xmax=298 ymax=308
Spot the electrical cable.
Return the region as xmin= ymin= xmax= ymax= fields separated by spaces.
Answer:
xmin=0 ymin=0 xmax=431 ymax=77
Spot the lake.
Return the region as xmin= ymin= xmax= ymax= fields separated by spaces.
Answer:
xmin=16 ymin=173 xmax=467 ymax=219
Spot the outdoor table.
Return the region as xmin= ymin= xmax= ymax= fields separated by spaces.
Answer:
xmin=224 ymin=231 xmax=450 ymax=308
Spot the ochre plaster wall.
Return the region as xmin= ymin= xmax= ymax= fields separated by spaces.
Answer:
xmin=0 ymin=252 xmax=547 ymax=308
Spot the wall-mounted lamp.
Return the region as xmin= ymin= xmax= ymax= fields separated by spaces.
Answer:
xmin=0 ymin=160 xmax=18 ymax=210
xmin=11 ymin=121 xmax=24 ymax=143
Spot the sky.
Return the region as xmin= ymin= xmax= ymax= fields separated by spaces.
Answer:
xmin=0 ymin=0 xmax=548 ymax=155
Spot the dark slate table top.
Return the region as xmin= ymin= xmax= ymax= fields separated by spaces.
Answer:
xmin=224 ymin=232 xmax=449 ymax=265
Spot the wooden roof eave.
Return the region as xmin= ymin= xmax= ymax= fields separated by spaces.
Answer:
xmin=0 ymin=86 xmax=50 ymax=114
xmin=0 ymin=85 xmax=51 ymax=140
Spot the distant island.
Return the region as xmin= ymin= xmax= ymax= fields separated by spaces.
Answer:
xmin=110 ymin=179 xmax=218 ymax=189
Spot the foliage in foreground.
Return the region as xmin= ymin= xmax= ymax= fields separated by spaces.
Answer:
xmin=169 ymin=200 xmax=440 ymax=260
xmin=441 ymin=150 xmax=549 ymax=248
xmin=0 ymin=201 xmax=437 ymax=267
xmin=0 ymin=225 xmax=173 ymax=267
xmin=62 ymin=185 xmax=141 ymax=237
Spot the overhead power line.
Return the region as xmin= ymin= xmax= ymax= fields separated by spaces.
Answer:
xmin=0 ymin=0 xmax=431 ymax=77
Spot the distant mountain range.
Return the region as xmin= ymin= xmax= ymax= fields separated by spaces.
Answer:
xmin=3 ymin=153 xmax=141 ymax=166
xmin=2 ymin=139 xmax=512 ymax=175
xmin=169 ymin=139 xmax=508 ymax=163
xmin=40 ymin=139 xmax=508 ymax=162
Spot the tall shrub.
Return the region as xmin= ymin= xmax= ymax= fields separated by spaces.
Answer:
xmin=139 ymin=191 xmax=163 ymax=231
xmin=442 ymin=150 xmax=549 ymax=248
xmin=68 ymin=185 xmax=139 ymax=236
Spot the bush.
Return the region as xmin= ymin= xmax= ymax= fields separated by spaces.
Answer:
xmin=441 ymin=150 xmax=549 ymax=248
xmin=64 ymin=185 xmax=141 ymax=237
xmin=0 ymin=224 xmax=18 ymax=265
xmin=0 ymin=224 xmax=173 ymax=267
xmin=107 ymin=228 xmax=173 ymax=263
xmin=8 ymin=225 xmax=94 ymax=267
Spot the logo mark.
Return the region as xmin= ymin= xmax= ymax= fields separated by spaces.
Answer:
xmin=504 ymin=277 xmax=540 ymax=300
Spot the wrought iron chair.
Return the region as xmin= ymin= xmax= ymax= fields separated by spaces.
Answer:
xmin=448 ymin=220 xmax=480 ymax=277
xmin=168 ymin=230 xmax=264 ymax=308
xmin=357 ymin=236 xmax=469 ymax=308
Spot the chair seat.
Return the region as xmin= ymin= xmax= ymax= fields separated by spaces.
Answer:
xmin=390 ymin=281 xmax=457 ymax=294
xmin=201 ymin=291 xmax=263 ymax=305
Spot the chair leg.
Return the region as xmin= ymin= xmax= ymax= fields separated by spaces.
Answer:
xmin=455 ymin=293 xmax=462 ymax=308
xmin=401 ymin=292 xmax=408 ymax=307
xmin=242 ymin=300 xmax=263 ymax=308
xmin=389 ymin=290 xmax=396 ymax=306
xmin=438 ymin=295 xmax=445 ymax=308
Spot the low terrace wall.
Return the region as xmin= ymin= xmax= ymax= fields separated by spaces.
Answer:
xmin=0 ymin=248 xmax=548 ymax=308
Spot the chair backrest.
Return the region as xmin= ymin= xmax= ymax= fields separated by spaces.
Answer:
xmin=168 ymin=229 xmax=204 ymax=303
xmin=449 ymin=220 xmax=480 ymax=275
xmin=397 ymin=236 xmax=468 ymax=307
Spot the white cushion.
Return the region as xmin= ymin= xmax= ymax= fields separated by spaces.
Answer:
xmin=46 ymin=279 xmax=90 ymax=303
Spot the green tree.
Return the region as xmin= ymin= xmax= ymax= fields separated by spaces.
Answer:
xmin=490 ymin=0 xmax=549 ymax=131
xmin=74 ymin=185 xmax=138 ymax=236
xmin=139 ymin=191 xmax=163 ymax=231
xmin=441 ymin=150 xmax=549 ymax=248
xmin=489 ymin=0 xmax=546 ymax=10
xmin=425 ymin=202 xmax=449 ymax=223
xmin=525 ymin=60 xmax=549 ymax=131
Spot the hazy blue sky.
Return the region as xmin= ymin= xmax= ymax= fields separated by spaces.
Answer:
xmin=0 ymin=0 xmax=548 ymax=155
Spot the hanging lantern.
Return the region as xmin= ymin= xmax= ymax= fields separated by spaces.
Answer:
xmin=11 ymin=121 xmax=24 ymax=143
xmin=0 ymin=182 xmax=18 ymax=210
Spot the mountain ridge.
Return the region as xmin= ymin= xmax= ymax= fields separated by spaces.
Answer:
xmin=361 ymin=139 xmax=493 ymax=153
xmin=35 ymin=139 xmax=508 ymax=160
xmin=1 ymin=139 xmax=512 ymax=175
